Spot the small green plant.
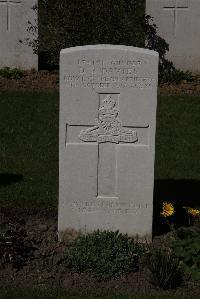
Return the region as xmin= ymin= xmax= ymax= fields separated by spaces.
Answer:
xmin=171 ymin=227 xmax=200 ymax=280
xmin=0 ymin=223 xmax=36 ymax=268
xmin=64 ymin=230 xmax=145 ymax=281
xmin=142 ymin=247 xmax=183 ymax=289
xmin=0 ymin=67 xmax=25 ymax=79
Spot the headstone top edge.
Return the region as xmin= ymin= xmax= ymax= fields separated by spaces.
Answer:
xmin=60 ymin=45 xmax=159 ymax=57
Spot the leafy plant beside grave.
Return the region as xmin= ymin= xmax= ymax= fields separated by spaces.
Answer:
xmin=141 ymin=247 xmax=184 ymax=289
xmin=64 ymin=230 xmax=145 ymax=281
xmin=171 ymin=227 xmax=200 ymax=280
xmin=0 ymin=67 xmax=25 ymax=79
xmin=0 ymin=222 xmax=36 ymax=269
xmin=64 ymin=228 xmax=194 ymax=288
xmin=157 ymin=203 xmax=200 ymax=281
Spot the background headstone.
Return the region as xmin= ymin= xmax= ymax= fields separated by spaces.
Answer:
xmin=59 ymin=45 xmax=158 ymax=240
xmin=0 ymin=0 xmax=38 ymax=69
xmin=146 ymin=0 xmax=200 ymax=72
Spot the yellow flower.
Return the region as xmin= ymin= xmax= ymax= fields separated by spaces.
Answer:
xmin=187 ymin=208 xmax=200 ymax=217
xmin=160 ymin=202 xmax=175 ymax=217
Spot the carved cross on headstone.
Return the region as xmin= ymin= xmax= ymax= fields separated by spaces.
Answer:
xmin=163 ymin=0 xmax=189 ymax=37
xmin=0 ymin=0 xmax=21 ymax=31
xmin=66 ymin=93 xmax=149 ymax=199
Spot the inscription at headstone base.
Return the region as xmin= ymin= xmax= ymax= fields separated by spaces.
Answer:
xmin=0 ymin=0 xmax=38 ymax=69
xmin=59 ymin=45 xmax=158 ymax=240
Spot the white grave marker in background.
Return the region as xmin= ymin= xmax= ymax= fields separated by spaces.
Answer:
xmin=163 ymin=0 xmax=189 ymax=37
xmin=0 ymin=0 xmax=22 ymax=31
xmin=0 ymin=0 xmax=38 ymax=69
xmin=59 ymin=45 xmax=158 ymax=240
xmin=146 ymin=0 xmax=200 ymax=71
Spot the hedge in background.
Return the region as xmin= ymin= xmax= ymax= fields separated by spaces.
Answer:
xmin=37 ymin=0 xmax=145 ymax=68
xmin=26 ymin=0 xmax=193 ymax=82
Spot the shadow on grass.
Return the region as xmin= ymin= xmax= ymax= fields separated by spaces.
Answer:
xmin=153 ymin=179 xmax=200 ymax=236
xmin=0 ymin=173 xmax=24 ymax=188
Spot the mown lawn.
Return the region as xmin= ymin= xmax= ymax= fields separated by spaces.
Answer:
xmin=155 ymin=95 xmax=200 ymax=180
xmin=0 ymin=288 xmax=199 ymax=299
xmin=0 ymin=91 xmax=199 ymax=208
xmin=0 ymin=91 xmax=58 ymax=207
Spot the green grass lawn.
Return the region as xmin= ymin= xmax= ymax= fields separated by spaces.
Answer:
xmin=155 ymin=96 xmax=200 ymax=180
xmin=0 ymin=288 xmax=199 ymax=299
xmin=0 ymin=91 xmax=199 ymax=208
xmin=0 ymin=91 xmax=58 ymax=207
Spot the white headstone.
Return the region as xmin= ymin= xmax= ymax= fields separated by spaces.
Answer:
xmin=59 ymin=45 xmax=158 ymax=241
xmin=146 ymin=0 xmax=200 ymax=72
xmin=0 ymin=0 xmax=38 ymax=69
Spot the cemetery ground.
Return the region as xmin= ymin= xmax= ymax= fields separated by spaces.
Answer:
xmin=0 ymin=69 xmax=200 ymax=96
xmin=0 ymin=87 xmax=200 ymax=298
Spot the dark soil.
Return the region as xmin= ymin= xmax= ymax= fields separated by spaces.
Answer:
xmin=0 ymin=207 xmax=199 ymax=296
xmin=1 ymin=70 xmax=200 ymax=96
xmin=160 ymin=77 xmax=200 ymax=96
xmin=0 ymin=70 xmax=59 ymax=92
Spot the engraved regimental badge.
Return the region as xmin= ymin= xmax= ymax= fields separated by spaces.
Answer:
xmin=79 ymin=95 xmax=138 ymax=144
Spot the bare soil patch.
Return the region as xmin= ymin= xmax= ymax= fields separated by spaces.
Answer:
xmin=160 ymin=77 xmax=200 ymax=96
xmin=0 ymin=70 xmax=59 ymax=92
xmin=1 ymin=70 xmax=200 ymax=96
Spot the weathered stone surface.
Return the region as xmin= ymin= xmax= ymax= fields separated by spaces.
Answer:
xmin=59 ymin=45 xmax=158 ymax=240
xmin=146 ymin=0 xmax=200 ymax=72
xmin=0 ymin=0 xmax=38 ymax=69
